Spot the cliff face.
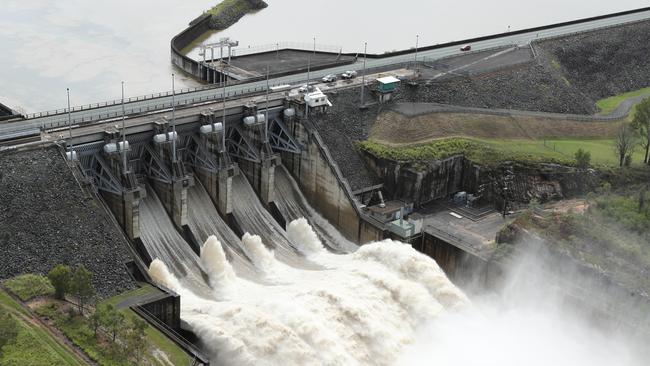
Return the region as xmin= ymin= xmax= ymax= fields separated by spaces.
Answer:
xmin=362 ymin=151 xmax=599 ymax=207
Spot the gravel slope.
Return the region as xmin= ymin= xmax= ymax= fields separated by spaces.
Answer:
xmin=0 ymin=145 xmax=136 ymax=298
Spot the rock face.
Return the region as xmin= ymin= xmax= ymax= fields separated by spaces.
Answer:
xmin=0 ymin=145 xmax=136 ymax=298
xmin=538 ymin=19 xmax=650 ymax=101
xmin=362 ymin=149 xmax=599 ymax=208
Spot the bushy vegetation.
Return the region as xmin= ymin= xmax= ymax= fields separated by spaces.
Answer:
xmin=574 ymin=148 xmax=591 ymax=168
xmin=359 ymin=138 xmax=576 ymax=167
xmin=205 ymin=0 xmax=262 ymax=16
xmin=0 ymin=291 xmax=84 ymax=366
xmin=35 ymin=286 xmax=190 ymax=366
xmin=502 ymin=191 xmax=650 ymax=292
xmin=4 ymin=274 xmax=54 ymax=301
xmin=592 ymin=193 xmax=650 ymax=234
xmin=360 ymin=136 xmax=648 ymax=168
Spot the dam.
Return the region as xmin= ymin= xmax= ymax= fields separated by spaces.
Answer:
xmin=2 ymin=4 xmax=650 ymax=366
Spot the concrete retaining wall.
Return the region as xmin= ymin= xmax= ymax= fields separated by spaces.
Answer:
xmin=280 ymin=116 xmax=383 ymax=244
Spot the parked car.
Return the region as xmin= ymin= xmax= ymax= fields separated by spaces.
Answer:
xmin=322 ymin=74 xmax=337 ymax=83
xmin=460 ymin=44 xmax=471 ymax=52
xmin=341 ymin=70 xmax=357 ymax=79
xmin=297 ymin=85 xmax=309 ymax=93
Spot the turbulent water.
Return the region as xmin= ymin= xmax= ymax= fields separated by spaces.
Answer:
xmin=149 ymin=228 xmax=467 ymax=365
xmin=274 ymin=165 xmax=358 ymax=253
xmin=143 ymin=169 xmax=468 ymax=365
xmin=186 ymin=181 xmax=257 ymax=279
xmin=144 ymin=170 xmax=646 ymax=365
xmin=139 ymin=186 xmax=210 ymax=294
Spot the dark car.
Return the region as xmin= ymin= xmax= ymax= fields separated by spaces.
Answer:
xmin=460 ymin=44 xmax=471 ymax=51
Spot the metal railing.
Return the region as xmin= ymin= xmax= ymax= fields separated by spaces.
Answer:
xmin=231 ymin=41 xmax=342 ymax=58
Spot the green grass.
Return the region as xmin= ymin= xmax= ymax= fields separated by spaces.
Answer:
xmin=359 ymin=137 xmax=647 ymax=167
xmin=0 ymin=290 xmax=29 ymax=316
xmin=596 ymin=86 xmax=650 ymax=115
xmin=100 ymin=284 xmax=191 ymax=366
xmin=0 ymin=320 xmax=85 ymax=366
xmin=35 ymin=284 xmax=191 ymax=366
xmin=99 ymin=283 xmax=160 ymax=308
xmin=4 ymin=274 xmax=54 ymax=301
xmin=0 ymin=290 xmax=85 ymax=366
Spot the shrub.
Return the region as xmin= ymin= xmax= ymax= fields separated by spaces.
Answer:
xmin=48 ymin=265 xmax=72 ymax=300
xmin=4 ymin=274 xmax=55 ymax=301
xmin=575 ymin=148 xmax=591 ymax=168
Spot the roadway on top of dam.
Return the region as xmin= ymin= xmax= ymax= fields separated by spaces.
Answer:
xmin=1 ymin=7 xmax=649 ymax=142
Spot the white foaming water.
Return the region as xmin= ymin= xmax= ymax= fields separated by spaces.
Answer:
xmin=286 ymin=217 xmax=325 ymax=257
xmin=149 ymin=218 xmax=467 ymax=365
xmin=148 ymin=258 xmax=182 ymax=293
xmin=240 ymin=232 xmax=277 ymax=273
xmin=200 ymin=235 xmax=237 ymax=292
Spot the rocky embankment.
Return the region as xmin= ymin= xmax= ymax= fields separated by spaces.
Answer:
xmin=207 ymin=0 xmax=268 ymax=30
xmin=0 ymin=145 xmax=136 ymax=298
xmin=399 ymin=61 xmax=595 ymax=114
xmin=538 ymin=19 xmax=650 ymax=101
xmin=310 ymin=89 xmax=383 ymax=191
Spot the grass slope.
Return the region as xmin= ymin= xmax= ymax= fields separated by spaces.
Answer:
xmin=34 ymin=284 xmax=191 ymax=366
xmin=596 ymin=86 xmax=650 ymax=115
xmin=0 ymin=290 xmax=85 ymax=366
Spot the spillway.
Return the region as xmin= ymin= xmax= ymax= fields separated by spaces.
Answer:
xmin=139 ymin=186 xmax=210 ymax=294
xmin=230 ymin=174 xmax=316 ymax=268
xmin=186 ymin=181 xmax=257 ymax=278
xmin=274 ymin=165 xmax=358 ymax=253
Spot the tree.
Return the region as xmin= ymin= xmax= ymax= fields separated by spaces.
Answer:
xmin=574 ymin=148 xmax=591 ymax=168
xmin=126 ymin=317 xmax=148 ymax=364
xmin=89 ymin=307 xmax=104 ymax=338
xmin=631 ymin=97 xmax=650 ymax=164
xmin=614 ymin=124 xmax=637 ymax=167
xmin=0 ymin=310 xmax=19 ymax=352
xmin=48 ymin=264 xmax=72 ymax=300
xmin=100 ymin=304 xmax=125 ymax=342
xmin=70 ymin=265 xmax=95 ymax=315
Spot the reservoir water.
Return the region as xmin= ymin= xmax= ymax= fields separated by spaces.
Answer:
xmin=1 ymin=0 xmax=647 ymax=112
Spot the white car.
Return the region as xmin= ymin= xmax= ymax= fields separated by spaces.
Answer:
xmin=297 ymin=85 xmax=309 ymax=93
xmin=341 ymin=70 xmax=357 ymax=79
xmin=322 ymin=74 xmax=337 ymax=83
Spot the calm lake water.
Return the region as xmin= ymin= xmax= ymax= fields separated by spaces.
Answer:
xmin=1 ymin=0 xmax=647 ymax=112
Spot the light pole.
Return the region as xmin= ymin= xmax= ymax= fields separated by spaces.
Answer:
xmin=121 ymin=81 xmax=127 ymax=173
xmin=415 ymin=34 xmax=419 ymax=63
xmin=265 ymin=65 xmax=269 ymax=143
xmin=67 ymin=88 xmax=73 ymax=157
xmin=221 ymin=70 xmax=227 ymax=155
xmin=360 ymin=41 xmax=367 ymax=107
xmin=171 ymin=74 xmax=177 ymax=164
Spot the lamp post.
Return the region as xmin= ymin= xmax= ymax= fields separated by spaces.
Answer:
xmin=265 ymin=65 xmax=269 ymax=143
xmin=415 ymin=34 xmax=419 ymax=63
xmin=121 ymin=81 xmax=127 ymax=173
xmin=67 ymin=88 xmax=73 ymax=157
xmin=360 ymin=41 xmax=367 ymax=107
xmin=221 ymin=70 xmax=227 ymax=155
xmin=171 ymin=74 xmax=177 ymax=164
